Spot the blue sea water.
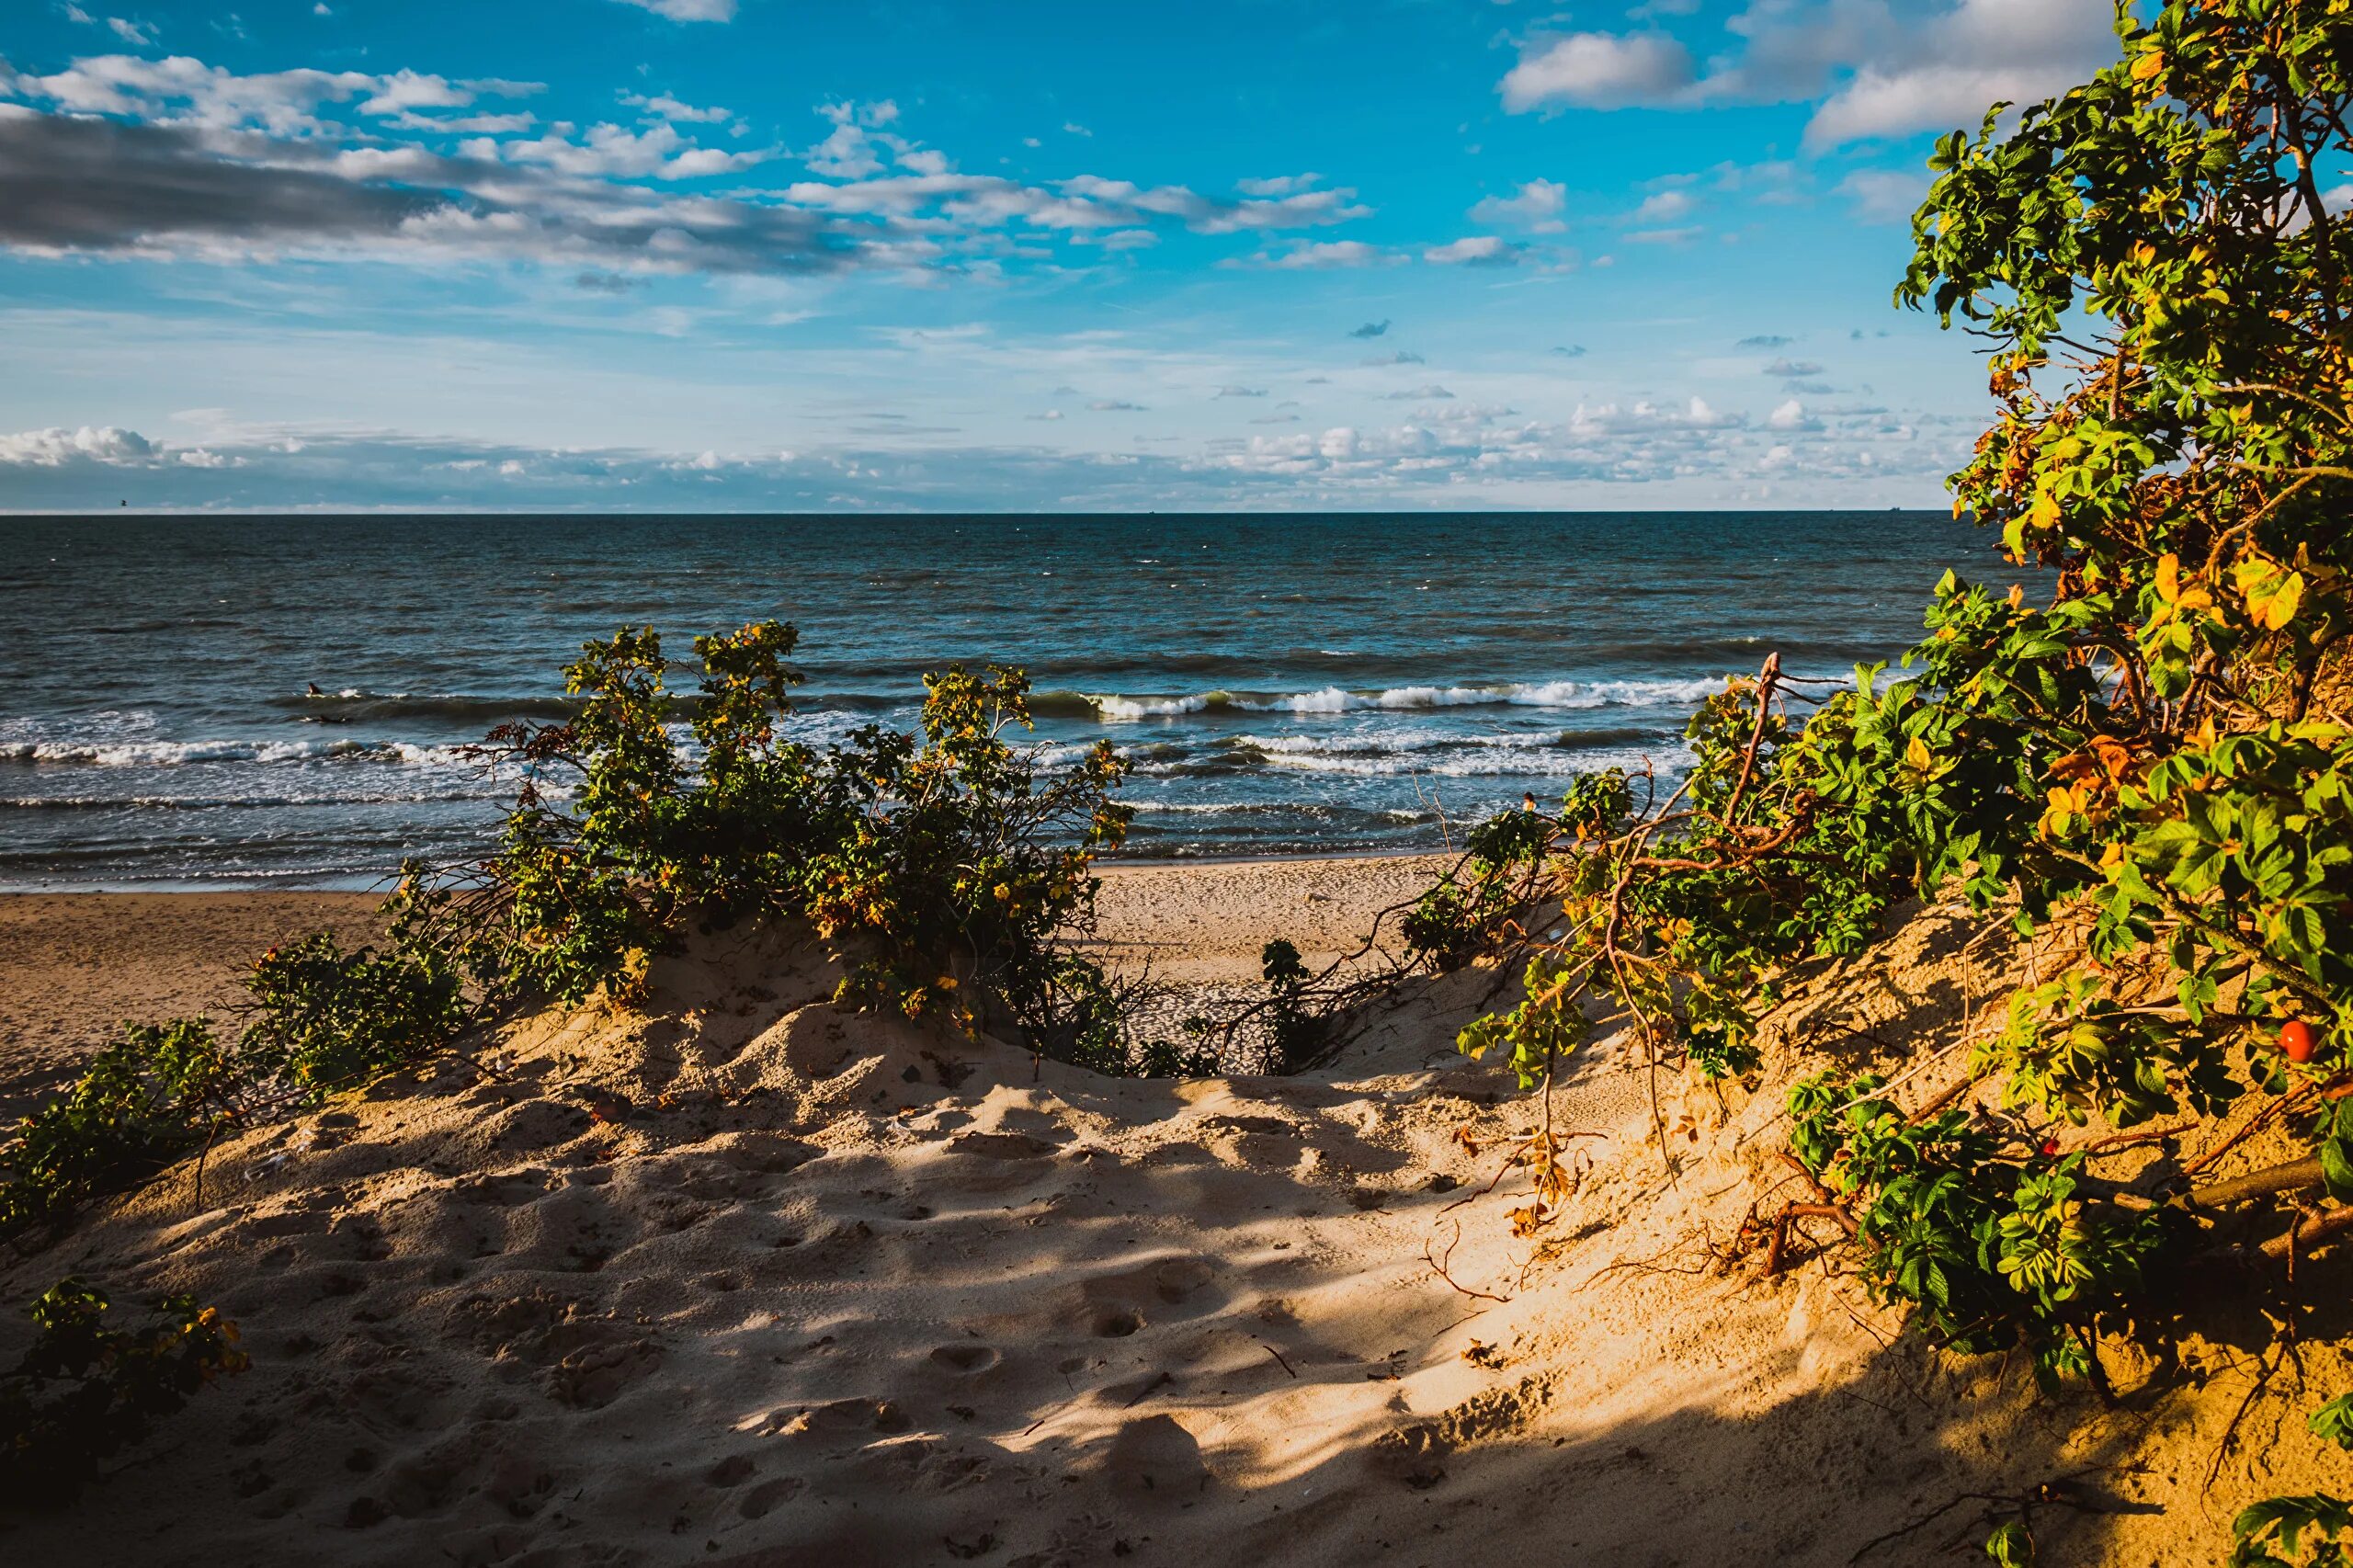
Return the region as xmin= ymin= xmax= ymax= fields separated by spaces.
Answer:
xmin=0 ymin=511 xmax=2000 ymax=888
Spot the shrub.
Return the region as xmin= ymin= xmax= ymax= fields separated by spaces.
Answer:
xmin=0 ymin=1021 xmax=229 ymax=1234
xmin=0 ymin=1278 xmax=247 ymax=1506
xmin=1439 ymin=0 xmax=2353 ymax=1390
xmin=0 ymin=937 xmax=468 ymax=1237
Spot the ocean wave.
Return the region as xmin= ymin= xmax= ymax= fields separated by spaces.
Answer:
xmin=274 ymin=690 xmax=585 ymax=722
xmin=1086 ymin=676 xmax=1726 ymax=720
xmin=0 ymin=737 xmax=481 ymax=769
xmin=1243 ymin=744 xmax=1686 ymax=779
xmin=3 ymin=789 xmax=512 ymax=812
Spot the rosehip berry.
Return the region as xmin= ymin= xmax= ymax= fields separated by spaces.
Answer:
xmin=2279 ymin=1018 xmax=2319 ymax=1064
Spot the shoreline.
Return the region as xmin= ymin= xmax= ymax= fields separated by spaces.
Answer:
xmin=0 ymin=854 xmax=1450 ymax=1109
xmin=0 ymin=842 xmax=1470 ymax=899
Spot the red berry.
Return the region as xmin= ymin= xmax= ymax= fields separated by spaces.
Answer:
xmin=2280 ymin=1018 xmax=2319 ymax=1064
xmin=2038 ymin=1138 xmax=2061 ymax=1158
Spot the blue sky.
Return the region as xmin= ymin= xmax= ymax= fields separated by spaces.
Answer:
xmin=0 ymin=0 xmax=2124 ymax=511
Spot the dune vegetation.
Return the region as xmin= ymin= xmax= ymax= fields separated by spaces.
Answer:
xmin=7 ymin=3 xmax=2353 ymax=1562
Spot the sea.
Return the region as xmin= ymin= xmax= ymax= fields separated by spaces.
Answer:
xmin=0 ymin=511 xmax=2002 ymax=890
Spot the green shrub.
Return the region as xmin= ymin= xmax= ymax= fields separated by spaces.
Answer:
xmin=1438 ymin=0 xmax=2353 ymax=1395
xmin=0 ymin=1278 xmax=247 ymax=1506
xmin=0 ymin=1021 xmax=228 ymax=1233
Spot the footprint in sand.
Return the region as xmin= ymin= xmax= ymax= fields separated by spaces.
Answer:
xmin=737 ymin=1475 xmax=806 ymax=1519
xmin=929 ymin=1342 xmax=1002 ymax=1373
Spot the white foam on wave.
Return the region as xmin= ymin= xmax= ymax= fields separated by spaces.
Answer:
xmin=1246 ymin=743 xmax=1688 ymax=779
xmin=1 ymin=737 xmax=481 ymax=769
xmin=1086 ymin=675 xmax=1727 ymax=720
xmin=1091 ymin=692 xmax=1221 ymax=720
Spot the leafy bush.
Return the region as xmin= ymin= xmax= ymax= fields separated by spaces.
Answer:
xmin=1400 ymin=804 xmax=1561 ymax=972
xmin=0 ymin=1021 xmax=231 ymax=1234
xmin=2232 ymin=1399 xmax=2353 ymax=1567
xmin=0 ymin=1278 xmax=247 ymax=1506
xmin=3 ymin=621 xmax=1142 ymax=1237
xmin=1258 ymin=939 xmax=1324 ymax=1074
xmin=1439 ymin=0 xmax=2353 ymax=1386
xmin=0 ymin=938 xmax=465 ymax=1236
xmin=456 ymin=626 xmax=1133 ymax=1043
xmin=1789 ymin=1073 xmax=2173 ymax=1388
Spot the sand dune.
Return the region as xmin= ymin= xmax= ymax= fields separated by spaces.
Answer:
xmin=1 ymin=867 xmax=2346 ymax=1566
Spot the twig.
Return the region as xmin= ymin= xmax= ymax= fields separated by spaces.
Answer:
xmin=1424 ymin=1219 xmax=1511 ymax=1303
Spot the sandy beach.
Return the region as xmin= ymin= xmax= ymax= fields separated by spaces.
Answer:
xmin=1 ymin=860 xmax=2340 ymax=1566
xmin=0 ymin=857 xmax=1452 ymax=1108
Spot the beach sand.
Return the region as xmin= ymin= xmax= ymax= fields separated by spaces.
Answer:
xmin=0 ymin=864 xmax=2341 ymax=1566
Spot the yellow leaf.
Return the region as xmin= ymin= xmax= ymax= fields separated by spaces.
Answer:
xmin=2234 ymin=556 xmax=2304 ymax=631
xmin=2131 ymin=50 xmax=2165 ymax=81
xmin=2154 ymin=551 xmax=2182 ymax=603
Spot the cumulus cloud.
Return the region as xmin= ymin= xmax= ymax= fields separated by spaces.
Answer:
xmin=1423 ymin=234 xmax=1519 ymax=267
xmin=0 ymin=85 xmax=1372 ymax=279
xmin=1737 ymin=334 xmax=1793 ymax=348
xmin=619 ymin=90 xmax=732 ymax=125
xmin=1349 ymin=319 xmax=1392 ymax=339
xmin=1087 ymin=399 xmax=1145 ymax=412
xmin=1469 ymin=177 xmax=1566 ymax=232
xmin=1631 ymin=188 xmax=1695 ymax=223
xmin=1496 ymin=0 xmax=2118 ymax=151
xmin=1764 ymin=357 xmax=1825 ymax=377
xmin=1244 ymin=240 xmax=1388 ymax=269
xmin=0 ymin=113 xmax=867 ymax=275
xmin=501 ymin=119 xmax=767 ymax=179
xmin=1804 ymin=0 xmax=2115 ymax=147
xmin=1501 ymin=32 xmax=1693 ymax=112
xmin=1214 ymin=385 xmax=1267 ymax=398
xmin=1362 ymin=350 xmax=1425 ymax=366
xmin=0 ymin=406 xmax=1963 ymax=509
xmin=611 ymin=0 xmax=737 ymax=21
xmin=0 ymin=425 xmax=154 ymax=465
xmin=1551 ymin=345 xmax=1588 ymax=358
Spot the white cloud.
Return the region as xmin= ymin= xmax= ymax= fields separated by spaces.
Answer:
xmin=0 ymin=403 xmax=1969 ymax=510
xmin=0 ymin=74 xmax=1367 ymax=283
xmin=501 ymin=120 xmax=766 ymax=179
xmin=0 ymin=425 xmax=155 ymax=464
xmin=1631 ymin=188 xmax=1695 ymax=223
xmin=1469 ymin=177 xmax=1566 ymax=232
xmin=1501 ymin=32 xmax=1693 ymax=112
xmin=1837 ymin=167 xmax=1927 ymax=222
xmin=1496 ymin=0 xmax=2117 ymax=151
xmin=619 ymin=90 xmax=732 ymax=125
xmin=1246 ymin=240 xmax=1391 ymax=270
xmin=17 ymin=53 xmax=534 ymax=137
xmin=1804 ymin=0 xmax=2116 ymax=148
xmin=803 ymin=98 xmax=900 ymax=178
xmin=358 ymin=69 xmax=472 ymax=117
xmin=107 ymin=17 xmax=158 ymax=46
xmin=611 ymin=0 xmax=737 ymax=20
xmin=1423 ymin=234 xmax=1519 ymax=267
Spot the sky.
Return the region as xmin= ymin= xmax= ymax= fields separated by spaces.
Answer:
xmin=0 ymin=0 xmax=2128 ymax=512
